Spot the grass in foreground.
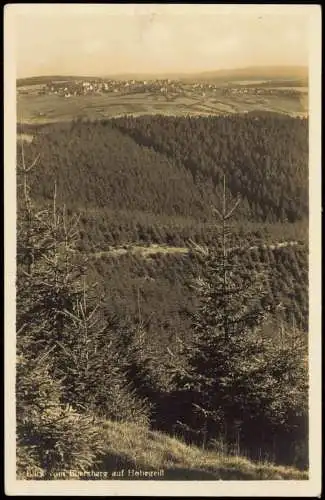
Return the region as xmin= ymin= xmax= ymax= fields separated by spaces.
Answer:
xmin=87 ymin=420 xmax=308 ymax=481
xmin=17 ymin=415 xmax=308 ymax=480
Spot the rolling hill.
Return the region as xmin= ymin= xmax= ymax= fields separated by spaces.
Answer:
xmin=17 ymin=65 xmax=308 ymax=86
xmin=187 ymin=65 xmax=308 ymax=83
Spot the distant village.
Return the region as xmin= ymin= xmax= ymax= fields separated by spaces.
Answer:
xmin=19 ymin=78 xmax=220 ymax=98
xmin=17 ymin=77 xmax=302 ymax=100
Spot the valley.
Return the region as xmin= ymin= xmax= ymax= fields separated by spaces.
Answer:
xmin=17 ymin=112 xmax=309 ymax=352
xmin=16 ymin=73 xmax=309 ymax=476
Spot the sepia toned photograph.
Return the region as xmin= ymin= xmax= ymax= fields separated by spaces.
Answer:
xmin=4 ymin=4 xmax=321 ymax=496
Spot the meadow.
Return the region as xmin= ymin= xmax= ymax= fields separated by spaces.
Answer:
xmin=17 ymin=87 xmax=308 ymax=125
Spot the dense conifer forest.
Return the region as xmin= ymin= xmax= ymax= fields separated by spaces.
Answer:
xmin=19 ymin=114 xmax=308 ymax=342
xmin=22 ymin=113 xmax=308 ymax=225
xmin=17 ymin=112 xmax=309 ymax=478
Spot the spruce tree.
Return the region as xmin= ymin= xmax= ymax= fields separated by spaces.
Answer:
xmin=172 ymin=176 xmax=308 ymax=465
xmin=16 ymin=146 xmax=107 ymax=477
xmin=16 ymin=143 xmax=150 ymax=477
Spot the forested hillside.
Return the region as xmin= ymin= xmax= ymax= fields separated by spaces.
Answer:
xmin=21 ymin=113 xmax=308 ymax=225
xmin=85 ymin=244 xmax=308 ymax=356
xmin=18 ymin=113 xmax=309 ymax=346
xmin=113 ymin=113 xmax=308 ymax=222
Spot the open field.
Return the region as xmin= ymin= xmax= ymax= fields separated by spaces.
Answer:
xmin=17 ymin=89 xmax=308 ymax=124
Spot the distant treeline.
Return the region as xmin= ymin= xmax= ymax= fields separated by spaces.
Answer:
xmin=17 ymin=75 xmax=105 ymax=87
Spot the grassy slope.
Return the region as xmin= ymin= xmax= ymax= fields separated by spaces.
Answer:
xmin=89 ymin=420 xmax=308 ymax=481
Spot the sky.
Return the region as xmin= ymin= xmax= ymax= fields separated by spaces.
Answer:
xmin=8 ymin=4 xmax=313 ymax=78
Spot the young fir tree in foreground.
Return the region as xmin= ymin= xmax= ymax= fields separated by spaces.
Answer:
xmin=171 ymin=177 xmax=308 ymax=467
xmin=16 ymin=147 xmax=151 ymax=477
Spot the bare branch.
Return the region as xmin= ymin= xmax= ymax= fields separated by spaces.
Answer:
xmin=188 ymin=238 xmax=209 ymax=256
xmin=211 ymin=206 xmax=223 ymax=219
xmin=167 ymin=346 xmax=175 ymax=358
xmin=53 ymin=180 xmax=57 ymax=228
xmin=25 ymin=154 xmax=40 ymax=173
xmin=225 ymin=197 xmax=241 ymax=220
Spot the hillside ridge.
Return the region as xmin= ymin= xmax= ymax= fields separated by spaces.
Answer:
xmin=17 ymin=65 xmax=308 ymax=86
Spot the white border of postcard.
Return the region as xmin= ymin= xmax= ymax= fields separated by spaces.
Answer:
xmin=4 ymin=4 xmax=322 ymax=497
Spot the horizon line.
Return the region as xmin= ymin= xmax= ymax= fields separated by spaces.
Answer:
xmin=17 ymin=64 xmax=309 ymax=81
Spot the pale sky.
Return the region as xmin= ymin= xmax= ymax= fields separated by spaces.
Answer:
xmin=7 ymin=4 xmax=314 ymax=78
